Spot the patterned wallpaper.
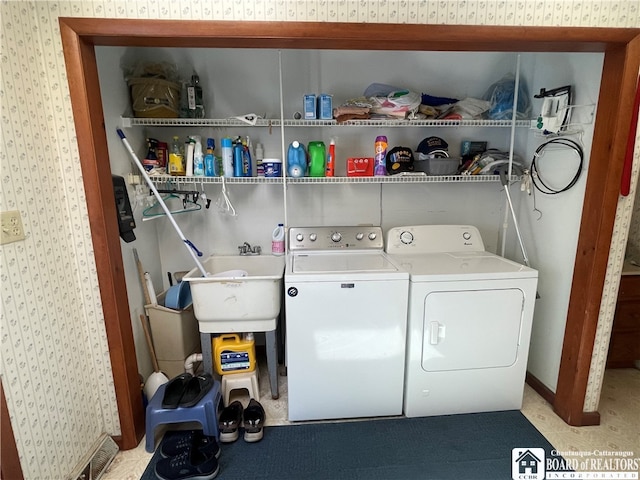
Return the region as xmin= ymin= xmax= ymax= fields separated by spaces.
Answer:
xmin=0 ymin=1 xmax=638 ymax=478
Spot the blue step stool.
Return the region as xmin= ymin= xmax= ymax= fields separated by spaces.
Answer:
xmin=145 ymin=379 xmax=222 ymax=452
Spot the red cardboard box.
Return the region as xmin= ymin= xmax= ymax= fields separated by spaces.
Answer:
xmin=347 ymin=157 xmax=374 ymax=176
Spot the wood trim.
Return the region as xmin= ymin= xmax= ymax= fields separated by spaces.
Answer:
xmin=59 ymin=20 xmax=145 ymax=450
xmin=1 ymin=382 xmax=24 ymax=480
xmin=55 ymin=18 xmax=640 ymax=446
xmin=554 ymin=36 xmax=640 ymax=426
xmin=525 ymin=372 xmax=556 ymax=407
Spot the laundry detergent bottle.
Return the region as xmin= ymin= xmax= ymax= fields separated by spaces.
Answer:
xmin=287 ymin=141 xmax=307 ymax=178
xmin=308 ymin=141 xmax=326 ymax=177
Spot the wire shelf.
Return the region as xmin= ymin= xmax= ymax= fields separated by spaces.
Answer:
xmin=124 ymin=117 xmax=531 ymax=128
xmin=148 ymin=174 xmax=518 ymax=185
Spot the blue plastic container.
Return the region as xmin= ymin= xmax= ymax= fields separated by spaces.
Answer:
xmin=287 ymin=141 xmax=307 ymax=177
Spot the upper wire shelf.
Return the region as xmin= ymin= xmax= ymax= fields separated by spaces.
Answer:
xmin=122 ymin=117 xmax=532 ymax=128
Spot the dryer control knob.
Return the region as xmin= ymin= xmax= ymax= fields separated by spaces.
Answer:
xmin=368 ymin=232 xmax=377 ymax=241
xmin=400 ymin=231 xmax=414 ymax=244
xmin=331 ymin=232 xmax=342 ymax=242
xmin=356 ymin=233 xmax=364 ymax=240
xmin=296 ymin=233 xmax=304 ymax=242
xmin=463 ymin=231 xmax=472 ymax=240
xmin=309 ymin=233 xmax=317 ymax=242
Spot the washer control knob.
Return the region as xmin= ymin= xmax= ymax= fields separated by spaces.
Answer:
xmin=368 ymin=232 xmax=377 ymax=241
xmin=463 ymin=231 xmax=472 ymax=240
xmin=309 ymin=233 xmax=317 ymax=242
xmin=356 ymin=233 xmax=364 ymax=241
xmin=331 ymin=232 xmax=342 ymax=243
xmin=400 ymin=231 xmax=414 ymax=244
xmin=296 ymin=233 xmax=304 ymax=242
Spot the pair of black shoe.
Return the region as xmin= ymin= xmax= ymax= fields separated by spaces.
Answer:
xmin=219 ymin=399 xmax=265 ymax=443
xmin=154 ymin=430 xmax=220 ymax=480
xmin=162 ymin=373 xmax=214 ymax=409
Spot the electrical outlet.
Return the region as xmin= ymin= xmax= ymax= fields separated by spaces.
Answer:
xmin=1 ymin=210 xmax=26 ymax=245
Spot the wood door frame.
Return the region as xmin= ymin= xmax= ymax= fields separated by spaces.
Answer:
xmin=57 ymin=19 xmax=640 ymax=449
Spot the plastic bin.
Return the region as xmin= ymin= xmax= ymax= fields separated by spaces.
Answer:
xmin=145 ymin=290 xmax=200 ymax=378
xmin=414 ymin=156 xmax=460 ymax=175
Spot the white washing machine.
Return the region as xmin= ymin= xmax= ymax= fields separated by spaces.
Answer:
xmin=285 ymin=226 xmax=409 ymax=421
xmin=385 ymin=225 xmax=538 ymax=417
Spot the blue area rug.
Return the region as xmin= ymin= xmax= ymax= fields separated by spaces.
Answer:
xmin=141 ymin=410 xmax=557 ymax=480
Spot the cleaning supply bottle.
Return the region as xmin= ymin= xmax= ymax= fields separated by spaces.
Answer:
xmin=287 ymin=141 xmax=307 ymax=178
xmin=308 ymin=141 xmax=326 ymax=177
xmin=242 ymin=136 xmax=253 ymax=177
xmin=221 ymin=138 xmax=234 ymax=177
xmin=374 ymin=135 xmax=388 ymax=176
xmin=233 ymin=140 xmax=244 ymax=177
xmin=255 ymin=142 xmax=264 ymax=177
xmin=213 ymin=334 xmax=256 ymax=375
xmin=272 ymin=223 xmax=285 ymax=255
xmin=168 ymin=136 xmax=185 ymax=176
xmin=204 ymin=138 xmax=216 ymax=176
xmin=193 ymin=136 xmax=204 ymax=176
xmin=326 ymin=138 xmax=335 ymax=177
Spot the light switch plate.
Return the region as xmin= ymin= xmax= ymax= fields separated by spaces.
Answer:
xmin=1 ymin=210 xmax=26 ymax=244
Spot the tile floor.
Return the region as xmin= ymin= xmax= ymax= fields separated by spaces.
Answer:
xmin=103 ymin=366 xmax=640 ymax=479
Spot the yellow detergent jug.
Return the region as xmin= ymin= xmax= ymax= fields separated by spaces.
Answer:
xmin=213 ymin=333 xmax=256 ymax=375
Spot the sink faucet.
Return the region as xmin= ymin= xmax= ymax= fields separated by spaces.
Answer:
xmin=238 ymin=242 xmax=262 ymax=256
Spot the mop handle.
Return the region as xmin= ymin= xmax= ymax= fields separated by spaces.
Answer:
xmin=116 ymin=128 xmax=208 ymax=277
xmin=500 ymin=171 xmax=531 ymax=268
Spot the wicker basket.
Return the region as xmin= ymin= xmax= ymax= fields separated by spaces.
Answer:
xmin=128 ymin=77 xmax=180 ymax=118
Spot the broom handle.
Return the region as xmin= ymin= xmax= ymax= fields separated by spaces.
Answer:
xmin=139 ymin=314 xmax=161 ymax=373
xmin=133 ymin=248 xmax=151 ymax=305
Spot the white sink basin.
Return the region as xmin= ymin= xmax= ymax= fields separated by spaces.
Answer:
xmin=182 ymin=255 xmax=285 ymax=332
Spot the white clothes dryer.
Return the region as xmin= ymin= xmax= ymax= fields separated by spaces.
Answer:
xmin=385 ymin=225 xmax=538 ymax=417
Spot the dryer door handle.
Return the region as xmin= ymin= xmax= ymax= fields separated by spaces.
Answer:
xmin=429 ymin=321 xmax=441 ymax=344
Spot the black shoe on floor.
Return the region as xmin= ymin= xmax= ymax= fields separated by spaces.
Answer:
xmin=154 ymin=440 xmax=220 ymax=480
xmin=243 ymin=399 xmax=266 ymax=443
xmin=162 ymin=373 xmax=193 ymax=409
xmin=218 ymin=400 xmax=243 ymax=443
xmin=179 ymin=373 xmax=214 ymax=408
xmin=160 ymin=430 xmax=220 ymax=460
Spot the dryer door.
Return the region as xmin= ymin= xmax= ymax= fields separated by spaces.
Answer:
xmin=421 ymin=288 xmax=524 ymax=372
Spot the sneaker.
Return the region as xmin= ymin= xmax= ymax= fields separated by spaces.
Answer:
xmin=243 ymin=399 xmax=265 ymax=443
xmin=218 ymin=400 xmax=243 ymax=443
xmin=154 ymin=442 xmax=219 ymax=480
xmin=160 ymin=430 xmax=220 ymax=460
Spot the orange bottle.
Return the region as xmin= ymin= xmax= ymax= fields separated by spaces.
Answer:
xmin=326 ymin=139 xmax=336 ymax=177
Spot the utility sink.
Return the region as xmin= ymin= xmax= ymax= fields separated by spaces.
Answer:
xmin=182 ymin=255 xmax=285 ymax=333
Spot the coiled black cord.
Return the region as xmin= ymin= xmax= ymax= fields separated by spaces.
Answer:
xmin=530 ymin=138 xmax=584 ymax=195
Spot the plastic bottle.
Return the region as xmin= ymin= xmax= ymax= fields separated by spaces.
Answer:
xmin=193 ymin=136 xmax=204 ymax=176
xmin=287 ymin=141 xmax=307 ymax=178
xmin=168 ymin=136 xmax=185 ymax=176
xmin=221 ymin=137 xmax=234 ymax=177
xmin=308 ymin=141 xmax=326 ymax=177
xmin=272 ymin=223 xmax=285 ymax=256
xmin=326 ymin=138 xmax=335 ymax=177
xmin=374 ymin=135 xmax=388 ymax=176
xmin=233 ymin=141 xmax=244 ymax=177
xmin=204 ymin=138 xmax=216 ymax=176
xmin=242 ymin=136 xmax=253 ymax=177
xmin=255 ymin=142 xmax=264 ymax=176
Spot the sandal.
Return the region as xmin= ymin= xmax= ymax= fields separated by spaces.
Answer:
xmin=179 ymin=373 xmax=214 ymax=408
xmin=218 ymin=400 xmax=243 ymax=443
xmin=162 ymin=373 xmax=192 ymax=409
xmin=243 ymin=399 xmax=265 ymax=443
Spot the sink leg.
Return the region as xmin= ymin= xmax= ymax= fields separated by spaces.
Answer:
xmin=265 ymin=329 xmax=279 ymax=399
xmin=201 ymin=332 xmax=213 ymax=375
